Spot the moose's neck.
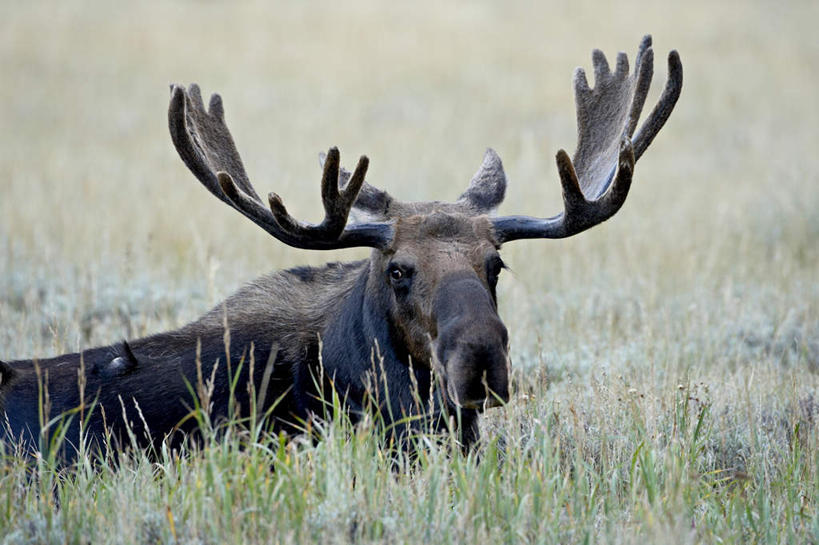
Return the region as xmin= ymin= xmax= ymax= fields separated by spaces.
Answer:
xmin=318 ymin=262 xmax=443 ymax=435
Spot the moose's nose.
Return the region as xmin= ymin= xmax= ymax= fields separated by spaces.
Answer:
xmin=434 ymin=274 xmax=510 ymax=410
xmin=441 ymin=337 xmax=510 ymax=410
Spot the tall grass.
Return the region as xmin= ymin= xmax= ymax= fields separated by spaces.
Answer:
xmin=1 ymin=368 xmax=817 ymax=543
xmin=1 ymin=0 xmax=818 ymax=542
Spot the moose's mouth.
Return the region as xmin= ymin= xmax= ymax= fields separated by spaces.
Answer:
xmin=458 ymin=397 xmax=506 ymax=411
xmin=445 ymin=379 xmax=509 ymax=412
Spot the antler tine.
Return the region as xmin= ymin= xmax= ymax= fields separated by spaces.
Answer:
xmin=263 ymin=149 xmax=371 ymax=241
xmin=318 ymin=151 xmax=395 ymax=220
xmin=633 ymin=50 xmax=683 ymax=160
xmin=169 ymin=84 xmax=393 ymax=250
xmin=626 ymin=35 xmax=654 ymax=138
xmin=491 ymin=36 xmax=682 ymax=243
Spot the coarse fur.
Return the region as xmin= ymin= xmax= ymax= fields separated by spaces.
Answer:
xmin=0 ymin=261 xmax=365 ymax=458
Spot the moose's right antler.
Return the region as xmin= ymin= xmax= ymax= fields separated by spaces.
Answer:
xmin=491 ymin=35 xmax=682 ymax=242
xmin=168 ymin=84 xmax=393 ymax=250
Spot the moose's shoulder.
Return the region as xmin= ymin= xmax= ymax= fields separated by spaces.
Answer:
xmin=283 ymin=260 xmax=368 ymax=284
xmin=214 ymin=260 xmax=369 ymax=323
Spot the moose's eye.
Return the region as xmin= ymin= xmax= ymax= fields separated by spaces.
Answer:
xmin=487 ymin=256 xmax=505 ymax=287
xmin=387 ymin=263 xmax=413 ymax=288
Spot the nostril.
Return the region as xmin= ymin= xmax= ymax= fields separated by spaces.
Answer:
xmin=469 ymin=343 xmax=508 ymax=372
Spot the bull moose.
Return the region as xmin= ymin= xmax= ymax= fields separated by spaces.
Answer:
xmin=0 ymin=37 xmax=681 ymax=459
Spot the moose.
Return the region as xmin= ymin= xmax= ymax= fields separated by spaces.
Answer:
xmin=0 ymin=37 xmax=681 ymax=459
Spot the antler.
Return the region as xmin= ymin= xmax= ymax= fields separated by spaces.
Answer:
xmin=491 ymin=35 xmax=682 ymax=242
xmin=168 ymin=84 xmax=393 ymax=250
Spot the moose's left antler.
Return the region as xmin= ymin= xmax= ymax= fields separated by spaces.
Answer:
xmin=491 ymin=35 xmax=682 ymax=242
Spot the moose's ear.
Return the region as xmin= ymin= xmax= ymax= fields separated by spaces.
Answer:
xmin=318 ymin=152 xmax=393 ymax=220
xmin=0 ymin=359 xmax=12 ymax=387
xmin=458 ymin=148 xmax=507 ymax=213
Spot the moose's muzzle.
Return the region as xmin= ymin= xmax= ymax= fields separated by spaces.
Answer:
xmin=433 ymin=273 xmax=510 ymax=410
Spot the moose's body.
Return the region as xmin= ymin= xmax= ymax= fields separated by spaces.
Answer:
xmin=0 ymin=261 xmax=355 ymax=455
xmin=0 ymin=36 xmax=682 ymax=460
xmin=1 ymin=256 xmax=478 ymax=457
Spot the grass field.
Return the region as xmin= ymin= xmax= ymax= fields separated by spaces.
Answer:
xmin=2 ymin=1 xmax=818 ymax=543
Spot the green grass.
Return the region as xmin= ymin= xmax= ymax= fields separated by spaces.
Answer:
xmin=1 ymin=0 xmax=818 ymax=543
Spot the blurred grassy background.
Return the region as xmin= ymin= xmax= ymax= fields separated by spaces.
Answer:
xmin=1 ymin=0 xmax=816 ymax=360
xmin=2 ymin=1 xmax=819 ymax=541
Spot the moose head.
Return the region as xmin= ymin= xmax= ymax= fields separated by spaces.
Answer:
xmin=168 ymin=35 xmax=680 ymax=415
